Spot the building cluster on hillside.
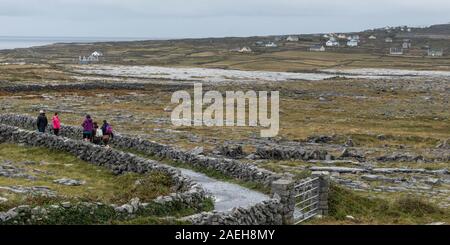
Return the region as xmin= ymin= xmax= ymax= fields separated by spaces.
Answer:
xmin=376 ymin=25 xmax=412 ymax=33
xmin=79 ymin=51 xmax=103 ymax=64
xmin=230 ymin=31 xmax=445 ymax=57
xmin=255 ymin=41 xmax=278 ymax=48
xmin=313 ymin=33 xmax=361 ymax=51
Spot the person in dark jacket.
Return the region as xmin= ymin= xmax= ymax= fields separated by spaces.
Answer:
xmin=101 ymin=120 xmax=113 ymax=147
xmin=82 ymin=115 xmax=94 ymax=141
xmin=36 ymin=110 xmax=48 ymax=133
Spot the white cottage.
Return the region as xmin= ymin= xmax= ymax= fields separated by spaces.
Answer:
xmin=326 ymin=40 xmax=339 ymax=47
xmin=286 ymin=36 xmax=299 ymax=42
xmin=347 ymin=39 xmax=358 ymax=47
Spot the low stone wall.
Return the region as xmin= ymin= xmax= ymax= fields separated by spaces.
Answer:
xmin=256 ymin=146 xmax=331 ymax=161
xmin=0 ymin=196 xmax=205 ymax=225
xmin=0 ymin=122 xmax=285 ymax=225
xmin=0 ymin=82 xmax=147 ymax=93
xmin=181 ymin=199 xmax=282 ymax=225
xmin=0 ymin=114 xmax=281 ymax=187
xmin=0 ymin=124 xmax=207 ymax=209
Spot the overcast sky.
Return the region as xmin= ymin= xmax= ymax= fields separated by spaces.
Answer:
xmin=1 ymin=0 xmax=449 ymax=38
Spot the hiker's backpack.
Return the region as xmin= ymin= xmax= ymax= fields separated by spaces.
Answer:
xmin=96 ymin=128 xmax=103 ymax=137
xmin=106 ymin=125 xmax=113 ymax=134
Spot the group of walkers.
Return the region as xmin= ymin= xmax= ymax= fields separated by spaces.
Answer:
xmin=36 ymin=110 xmax=114 ymax=147
xmin=81 ymin=114 xmax=114 ymax=146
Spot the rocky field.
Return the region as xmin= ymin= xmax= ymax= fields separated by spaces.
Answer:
xmin=0 ymin=35 xmax=449 ymax=224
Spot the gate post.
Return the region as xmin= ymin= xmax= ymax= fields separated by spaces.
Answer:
xmin=312 ymin=171 xmax=330 ymax=216
xmin=271 ymin=178 xmax=295 ymax=225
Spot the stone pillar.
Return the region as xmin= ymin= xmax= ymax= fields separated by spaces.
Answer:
xmin=312 ymin=171 xmax=330 ymax=216
xmin=271 ymin=178 xmax=295 ymax=225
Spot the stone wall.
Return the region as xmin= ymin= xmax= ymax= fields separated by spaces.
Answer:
xmin=0 ymin=82 xmax=148 ymax=93
xmin=0 ymin=114 xmax=281 ymax=187
xmin=0 ymin=124 xmax=207 ymax=209
xmin=0 ymin=122 xmax=285 ymax=225
xmin=181 ymin=199 xmax=283 ymax=225
xmin=256 ymin=146 xmax=331 ymax=161
xmin=0 ymin=196 xmax=206 ymax=225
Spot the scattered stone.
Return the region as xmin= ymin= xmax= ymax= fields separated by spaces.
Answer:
xmin=339 ymin=148 xmax=365 ymax=161
xmin=427 ymin=222 xmax=446 ymax=225
xmin=189 ymin=147 xmax=204 ymax=156
xmin=344 ymin=138 xmax=354 ymax=147
xmin=436 ymin=139 xmax=449 ymax=149
xmin=0 ymin=186 xmax=56 ymax=196
xmin=310 ymin=166 xmax=366 ymax=173
xmin=345 ymin=215 xmax=355 ymax=220
xmin=53 ymin=178 xmax=86 ymax=186
xmin=361 ymin=174 xmax=400 ymax=183
xmin=217 ymin=144 xmax=245 ymax=159
xmin=0 ymin=161 xmax=37 ymax=180
xmin=377 ymin=134 xmax=386 ymax=140
xmin=307 ymin=135 xmax=333 ymax=144
xmin=425 ymin=178 xmax=441 ymax=186
xmin=61 ymin=202 xmax=71 ymax=208
xmin=0 ymin=197 xmax=8 ymax=203
xmin=376 ymin=152 xmax=424 ymax=162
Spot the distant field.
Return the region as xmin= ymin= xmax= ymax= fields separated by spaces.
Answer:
xmin=1 ymin=28 xmax=449 ymax=72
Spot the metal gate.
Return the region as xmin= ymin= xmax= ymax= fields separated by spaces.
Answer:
xmin=294 ymin=177 xmax=320 ymax=224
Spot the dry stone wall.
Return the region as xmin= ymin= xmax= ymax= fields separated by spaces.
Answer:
xmin=0 ymin=123 xmax=207 ymax=206
xmin=0 ymin=121 xmax=285 ymax=225
xmin=0 ymin=114 xmax=281 ymax=187
xmin=0 ymin=82 xmax=147 ymax=93
xmin=182 ymin=199 xmax=283 ymax=225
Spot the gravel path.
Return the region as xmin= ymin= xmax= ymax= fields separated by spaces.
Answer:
xmin=177 ymin=167 xmax=271 ymax=212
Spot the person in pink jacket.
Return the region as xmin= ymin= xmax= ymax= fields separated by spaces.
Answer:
xmin=52 ymin=112 xmax=61 ymax=136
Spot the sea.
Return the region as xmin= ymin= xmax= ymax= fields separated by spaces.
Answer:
xmin=0 ymin=36 xmax=155 ymax=50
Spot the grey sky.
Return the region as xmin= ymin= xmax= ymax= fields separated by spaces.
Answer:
xmin=0 ymin=0 xmax=449 ymax=38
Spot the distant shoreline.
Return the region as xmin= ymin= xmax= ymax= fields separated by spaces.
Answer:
xmin=0 ymin=36 xmax=165 ymax=50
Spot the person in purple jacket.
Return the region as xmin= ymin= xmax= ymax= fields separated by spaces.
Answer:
xmin=82 ymin=114 xmax=94 ymax=142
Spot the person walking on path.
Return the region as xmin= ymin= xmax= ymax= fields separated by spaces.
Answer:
xmin=82 ymin=115 xmax=94 ymax=141
xmin=52 ymin=112 xmax=61 ymax=136
xmin=37 ymin=110 xmax=48 ymax=133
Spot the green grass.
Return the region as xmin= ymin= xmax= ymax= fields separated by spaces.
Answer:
xmin=306 ymin=185 xmax=449 ymax=224
xmin=0 ymin=143 xmax=173 ymax=210
xmin=0 ymin=143 xmax=215 ymax=224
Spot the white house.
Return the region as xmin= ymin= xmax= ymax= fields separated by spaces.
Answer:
xmin=385 ymin=37 xmax=393 ymax=43
xmin=265 ymin=42 xmax=278 ymax=48
xmin=91 ymin=51 xmax=103 ymax=57
xmin=427 ymin=48 xmax=444 ymax=57
xmin=78 ymin=51 xmax=102 ymax=64
xmin=338 ymin=34 xmax=347 ymax=39
xmin=347 ymin=39 xmax=358 ymax=47
xmin=286 ymin=36 xmax=299 ymax=42
xmin=309 ymin=44 xmax=325 ymax=52
xmin=326 ymin=40 xmax=339 ymax=47
xmin=239 ymin=46 xmax=252 ymax=53
xmin=389 ymin=47 xmax=403 ymax=55
xmin=402 ymin=39 xmax=411 ymax=49
xmin=369 ymin=35 xmax=377 ymax=40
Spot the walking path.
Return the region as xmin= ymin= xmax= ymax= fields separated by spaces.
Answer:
xmin=177 ymin=168 xmax=270 ymax=212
